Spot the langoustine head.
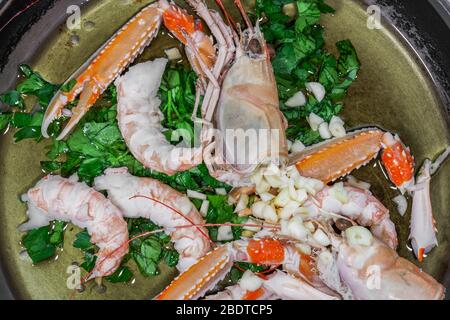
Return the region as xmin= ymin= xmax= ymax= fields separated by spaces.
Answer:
xmin=211 ymin=22 xmax=288 ymax=183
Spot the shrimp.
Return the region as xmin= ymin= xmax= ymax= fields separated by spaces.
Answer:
xmin=332 ymin=235 xmax=444 ymax=300
xmin=41 ymin=0 xmax=218 ymax=140
xmin=114 ymin=58 xmax=204 ymax=175
xmin=156 ymin=237 xmax=338 ymax=300
xmin=20 ymin=175 xmax=129 ymax=279
xmin=93 ymin=167 xmax=211 ymax=272
xmin=305 ymin=183 xmax=398 ymax=249
xmin=205 ymin=270 xmax=337 ymax=300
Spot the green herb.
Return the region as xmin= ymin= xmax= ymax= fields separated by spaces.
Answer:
xmin=0 ymin=64 xmax=59 ymax=141
xmin=256 ymin=0 xmax=360 ymax=145
xmin=205 ymin=194 xmax=247 ymax=242
xmin=21 ymin=221 xmax=66 ymax=264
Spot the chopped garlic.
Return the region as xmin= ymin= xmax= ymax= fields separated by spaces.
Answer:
xmin=234 ymin=194 xmax=249 ymax=213
xmin=313 ymin=229 xmax=331 ymax=246
xmin=318 ymin=122 xmax=332 ymax=140
xmin=187 ymin=190 xmax=206 ymax=200
xmin=256 ymin=179 xmax=271 ymax=194
xmin=251 ymin=201 xmax=267 ymax=219
xmin=164 ymin=47 xmax=182 ymax=61
xmin=345 ymin=226 xmax=373 ymax=247
xmin=250 ymin=168 xmax=264 ymax=186
xmin=217 ymin=225 xmax=234 ymax=241
xmin=330 ymin=182 xmax=349 ymax=204
xmin=291 ymin=140 xmax=306 ymax=154
xmin=278 ymin=201 xmax=301 ymax=220
xmin=295 ymin=243 xmax=312 ymax=256
xmin=286 ymin=215 xmax=309 ymax=241
xmin=285 ymin=90 xmax=307 ymax=107
xmin=260 ymin=192 xmax=275 ymax=202
xmin=329 ymin=116 xmax=346 ymax=138
xmin=239 ymin=270 xmax=264 ymax=292
xmin=263 ymin=204 xmax=278 ymax=223
xmin=264 ymin=174 xmax=285 ymax=188
xmin=200 ymin=200 xmax=209 ymax=217
xmin=306 ymin=82 xmax=326 ymax=102
xmin=393 ymin=195 xmax=408 ymax=216
xmin=307 ymin=112 xmax=325 ymax=131
xmin=274 ymin=188 xmax=290 ymax=207
xmin=215 ymin=188 xmax=228 ymax=195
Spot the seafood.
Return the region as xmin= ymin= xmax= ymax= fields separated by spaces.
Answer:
xmin=115 ymin=58 xmax=204 ymax=175
xmin=157 ymin=225 xmax=444 ymax=300
xmin=205 ymin=270 xmax=338 ymax=300
xmin=290 ymin=128 xmax=415 ymax=191
xmin=409 ymin=147 xmax=450 ymax=261
xmin=41 ymin=0 xmax=217 ymax=141
xmin=329 ymin=229 xmax=445 ymax=300
xmin=155 ymin=237 xmax=337 ymax=300
xmin=203 ymin=12 xmax=289 ymax=184
xmin=94 ymin=167 xmax=210 ymax=272
xmin=305 ymin=183 xmax=398 ymax=249
xmin=20 ymin=175 xmax=129 ymax=279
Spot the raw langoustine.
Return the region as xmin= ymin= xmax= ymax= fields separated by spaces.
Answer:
xmin=20 ymin=175 xmax=129 ymax=279
xmin=41 ymin=0 xmax=216 ymax=141
xmin=305 ymin=184 xmax=398 ymax=249
xmin=290 ymin=129 xmax=415 ymax=192
xmin=94 ymin=167 xmax=210 ymax=272
xmin=330 ymin=229 xmax=445 ymax=300
xmin=114 ymin=58 xmax=204 ymax=175
xmin=156 ymin=237 xmax=337 ymax=300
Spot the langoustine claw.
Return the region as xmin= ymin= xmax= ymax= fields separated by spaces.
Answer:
xmin=42 ymin=0 xmax=216 ymax=141
xmin=42 ymin=3 xmax=162 ymax=140
xmin=290 ymin=129 xmax=415 ymax=192
xmin=155 ymin=237 xmax=338 ymax=300
xmin=20 ymin=175 xmax=129 ymax=279
xmin=94 ymin=167 xmax=211 ymax=272
xmin=381 ymin=132 xmax=415 ymax=193
xmin=409 ymin=147 xmax=450 ymax=262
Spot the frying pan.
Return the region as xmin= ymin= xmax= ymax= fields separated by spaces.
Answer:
xmin=0 ymin=0 xmax=449 ymax=300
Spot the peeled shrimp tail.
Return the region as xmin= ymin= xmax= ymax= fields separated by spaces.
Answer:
xmin=94 ymin=167 xmax=210 ymax=272
xmin=20 ymin=175 xmax=129 ymax=278
xmin=115 ymin=59 xmax=203 ymax=175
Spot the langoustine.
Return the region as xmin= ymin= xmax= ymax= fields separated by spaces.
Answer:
xmin=155 ymin=237 xmax=338 ymax=300
xmin=114 ymin=58 xmax=204 ymax=175
xmin=41 ymin=0 xmax=217 ymax=141
xmin=409 ymin=147 xmax=450 ymax=261
xmin=325 ymin=227 xmax=445 ymax=300
xmin=290 ymin=129 xmax=415 ymax=192
xmin=305 ymin=183 xmax=398 ymax=249
xmin=20 ymin=175 xmax=129 ymax=279
xmin=94 ymin=167 xmax=210 ymax=272
xmin=204 ymin=270 xmax=337 ymax=300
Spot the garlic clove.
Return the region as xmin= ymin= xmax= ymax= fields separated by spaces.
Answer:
xmin=306 ymin=82 xmax=326 ymax=102
xmin=345 ymin=226 xmax=373 ymax=247
xmin=285 ymin=91 xmax=307 ymax=107
xmin=318 ymin=122 xmax=332 ymax=140
xmin=307 ymin=112 xmax=325 ymax=131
